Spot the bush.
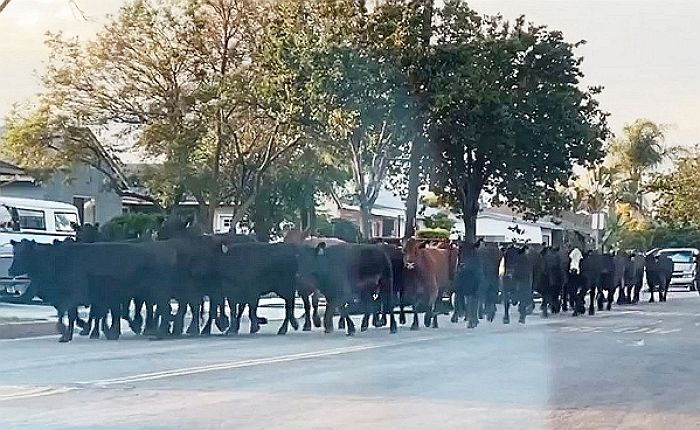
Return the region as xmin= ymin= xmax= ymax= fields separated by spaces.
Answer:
xmin=101 ymin=213 xmax=165 ymax=241
xmin=423 ymin=211 xmax=455 ymax=231
xmin=416 ymin=228 xmax=450 ymax=239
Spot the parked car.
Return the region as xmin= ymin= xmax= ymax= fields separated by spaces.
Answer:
xmin=650 ymin=248 xmax=699 ymax=291
xmin=0 ymin=197 xmax=80 ymax=303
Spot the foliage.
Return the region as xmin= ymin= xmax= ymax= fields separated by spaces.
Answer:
xmin=424 ymin=1 xmax=609 ymax=241
xmin=649 ymin=150 xmax=700 ymax=226
xmin=316 ymin=216 xmax=362 ymax=243
xmin=423 ymin=211 xmax=455 ymax=231
xmin=608 ymin=119 xmax=666 ymax=213
xmin=101 ymin=213 xmax=164 ymax=241
xmin=613 ymin=223 xmax=700 ymax=252
xmin=416 ymin=228 xmax=450 ymax=239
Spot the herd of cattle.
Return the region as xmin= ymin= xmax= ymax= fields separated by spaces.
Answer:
xmin=8 ymin=218 xmax=676 ymax=342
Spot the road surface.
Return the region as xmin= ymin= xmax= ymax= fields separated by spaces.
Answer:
xmin=1 ymin=290 xmax=700 ymax=429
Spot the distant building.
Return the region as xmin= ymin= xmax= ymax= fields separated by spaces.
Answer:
xmin=0 ymin=129 xmax=128 ymax=225
xmin=318 ymin=189 xmax=410 ymax=238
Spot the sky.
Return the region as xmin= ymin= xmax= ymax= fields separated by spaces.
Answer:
xmin=1 ymin=0 xmax=699 ymax=151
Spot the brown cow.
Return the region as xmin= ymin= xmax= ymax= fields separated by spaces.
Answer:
xmin=402 ymin=238 xmax=458 ymax=328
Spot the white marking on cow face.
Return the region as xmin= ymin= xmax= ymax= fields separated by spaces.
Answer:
xmin=569 ymin=248 xmax=583 ymax=274
xmin=221 ymin=243 xmax=229 ymax=254
xmin=405 ymin=262 xmax=416 ymax=270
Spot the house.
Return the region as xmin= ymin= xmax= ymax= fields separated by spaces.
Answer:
xmin=318 ymin=189 xmax=409 ymax=238
xmin=422 ymin=204 xmax=592 ymax=247
xmin=0 ymin=128 xmax=128 ymax=225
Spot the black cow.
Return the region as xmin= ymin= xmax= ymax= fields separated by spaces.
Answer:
xmin=501 ymin=244 xmax=534 ymax=324
xmin=645 ymin=253 xmax=673 ymax=303
xmin=571 ymin=250 xmax=615 ymax=315
xmin=217 ymin=242 xmax=300 ymax=335
xmin=296 ymin=243 xmax=397 ymax=335
xmin=541 ymin=246 xmax=566 ymax=315
xmin=453 ymin=239 xmax=499 ymax=328
xmin=627 ymin=252 xmax=646 ymax=304
xmin=9 ymin=240 xmax=86 ymax=342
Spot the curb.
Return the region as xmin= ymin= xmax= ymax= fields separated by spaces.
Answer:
xmin=0 ymin=321 xmax=57 ymax=340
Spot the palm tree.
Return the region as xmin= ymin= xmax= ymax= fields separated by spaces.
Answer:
xmin=608 ymin=119 xmax=666 ymax=213
xmin=568 ymin=164 xmax=615 ymax=250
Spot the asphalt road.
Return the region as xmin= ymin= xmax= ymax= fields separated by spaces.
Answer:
xmin=1 ymin=291 xmax=700 ymax=430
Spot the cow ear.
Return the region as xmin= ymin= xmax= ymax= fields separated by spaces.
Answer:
xmin=221 ymin=243 xmax=229 ymax=254
xmin=10 ymin=240 xmax=16 ymax=246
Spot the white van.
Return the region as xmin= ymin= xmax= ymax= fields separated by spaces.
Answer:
xmin=0 ymin=196 xmax=80 ymax=303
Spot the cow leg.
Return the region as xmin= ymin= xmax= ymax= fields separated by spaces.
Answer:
xmin=597 ymin=287 xmax=605 ymax=311
xmin=171 ymin=300 xmax=186 ymax=336
xmin=311 ymin=293 xmax=322 ymax=328
xmin=561 ymin=282 xmax=569 ymax=312
xmin=55 ymin=308 xmax=69 ymax=343
xmin=451 ymin=291 xmax=462 ymax=324
xmin=278 ymin=294 xmax=298 ymax=335
xmin=340 ymin=306 xmax=355 ymax=336
xmin=649 ymin=279 xmax=656 ymax=303
xmin=249 ymin=301 xmax=261 ymax=334
xmin=466 ymin=295 xmax=479 ymax=329
xmin=201 ymin=296 xmax=215 ymax=336
xmin=130 ymin=298 xmax=145 ymax=335
xmin=107 ymin=305 xmax=122 ymax=341
xmin=301 ymin=293 xmax=313 ymax=331
xmin=186 ymin=300 xmax=201 ymax=336
xmin=588 ymin=286 xmax=596 ymax=316
xmin=503 ymin=291 xmax=511 ymax=324
xmin=79 ymin=315 xmax=92 ymax=336
xmin=361 ymin=291 xmax=372 ymax=332
xmin=323 ymin=297 xmax=334 ymax=334
xmin=338 ymin=312 xmax=346 ymax=331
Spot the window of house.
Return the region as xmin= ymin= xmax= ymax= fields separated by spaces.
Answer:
xmin=55 ymin=212 xmax=79 ymax=232
xmin=16 ymin=208 xmax=46 ymax=231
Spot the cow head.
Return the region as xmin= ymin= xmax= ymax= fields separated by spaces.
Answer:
xmin=8 ymin=239 xmax=38 ymax=278
xmin=402 ymin=238 xmax=420 ymax=270
xmin=569 ymin=247 xmax=584 ymax=275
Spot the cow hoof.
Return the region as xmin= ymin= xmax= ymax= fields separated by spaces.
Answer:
xmin=89 ymin=332 xmax=100 ymax=340
xmin=410 ymin=323 xmax=419 ymax=331
xmin=277 ymin=327 xmax=288 ymax=335
xmin=487 ymin=313 xmax=495 ymax=323
xmin=390 ymin=325 xmax=397 ymax=334
xmin=519 ymin=315 xmax=526 ymax=324
xmin=250 ymin=326 xmax=260 ymax=335
xmin=324 ymin=326 xmax=333 ymax=334
xmin=588 ymin=309 xmax=595 ymax=316
xmin=361 ymin=325 xmax=368 ymax=332
xmin=346 ymin=331 xmax=355 ymax=337
xmin=79 ymin=327 xmax=90 ymax=337
xmin=303 ymin=323 xmax=312 ymax=332
xmin=58 ymin=336 xmax=70 ymax=343
xmin=450 ymin=314 xmax=458 ymax=324
xmin=258 ymin=317 xmax=268 ymax=325
xmin=312 ymin=315 xmax=322 ymax=328
xmin=399 ymin=314 xmax=407 ymax=325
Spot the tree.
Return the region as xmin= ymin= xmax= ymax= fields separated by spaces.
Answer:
xmin=265 ymin=0 xmax=413 ymax=239
xmin=4 ymin=0 xmax=307 ymax=230
xmin=609 ymin=119 xmax=666 ymax=213
xmin=649 ymin=149 xmax=700 ymax=226
xmin=426 ymin=2 xmax=609 ymax=242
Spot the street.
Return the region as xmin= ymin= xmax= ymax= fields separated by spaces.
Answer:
xmin=1 ymin=291 xmax=700 ymax=430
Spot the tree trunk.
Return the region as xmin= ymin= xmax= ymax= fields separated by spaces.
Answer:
xmin=460 ymin=181 xmax=480 ymax=244
xmin=404 ymin=140 xmax=421 ymax=239
xmin=403 ymin=1 xmax=433 ymax=239
xmin=359 ymin=203 xmax=373 ymax=240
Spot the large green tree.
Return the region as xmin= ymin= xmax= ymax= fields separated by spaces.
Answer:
xmin=649 ymin=149 xmax=700 ymax=226
xmin=426 ymin=2 xmax=609 ymax=242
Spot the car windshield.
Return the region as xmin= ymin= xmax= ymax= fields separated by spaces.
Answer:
xmin=659 ymin=251 xmax=694 ymax=264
